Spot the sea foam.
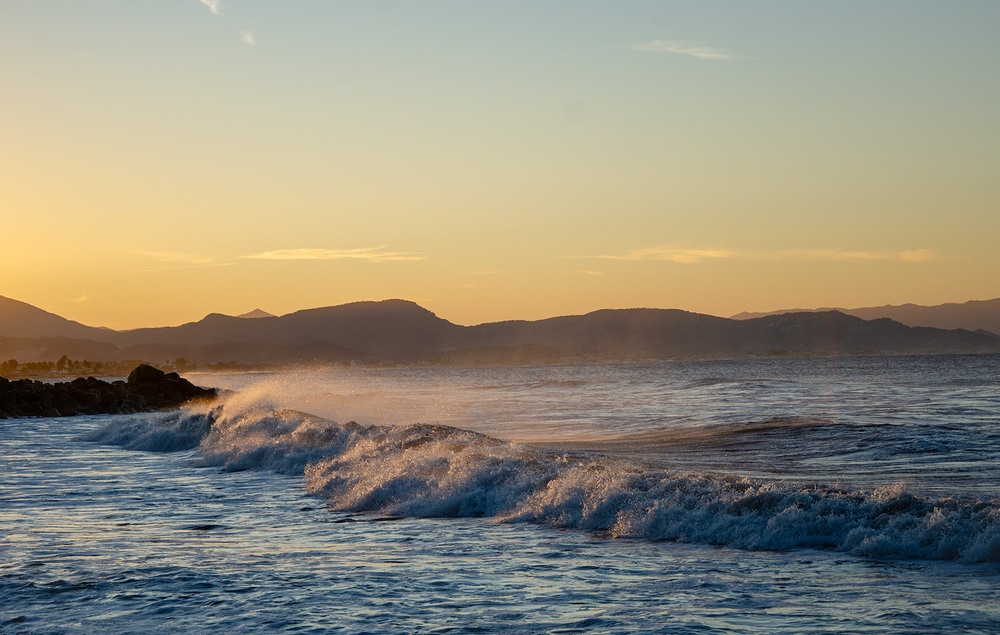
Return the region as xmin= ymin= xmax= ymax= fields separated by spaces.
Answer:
xmin=85 ymin=396 xmax=1000 ymax=563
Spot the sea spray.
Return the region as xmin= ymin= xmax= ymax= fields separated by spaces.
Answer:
xmin=300 ymin=417 xmax=1000 ymax=561
xmin=185 ymin=367 xmax=472 ymax=432
xmin=84 ymin=390 xmax=1000 ymax=562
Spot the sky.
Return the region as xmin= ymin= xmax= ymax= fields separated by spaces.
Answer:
xmin=2 ymin=1 xmax=998 ymax=329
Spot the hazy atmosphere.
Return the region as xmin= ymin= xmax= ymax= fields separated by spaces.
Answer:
xmin=3 ymin=1 xmax=998 ymax=329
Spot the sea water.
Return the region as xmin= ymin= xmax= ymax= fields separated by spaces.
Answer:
xmin=2 ymin=355 xmax=999 ymax=633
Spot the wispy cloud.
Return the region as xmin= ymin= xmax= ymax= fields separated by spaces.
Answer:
xmin=897 ymin=249 xmax=937 ymax=262
xmin=771 ymin=249 xmax=938 ymax=263
xmin=240 ymin=30 xmax=256 ymax=46
xmin=578 ymin=246 xmax=937 ymax=264
xmin=199 ymin=0 xmax=221 ymax=15
xmin=594 ymin=247 xmax=735 ymax=264
xmin=632 ymin=40 xmax=735 ymax=61
xmin=134 ymin=251 xmax=232 ymax=273
xmin=70 ymin=295 xmax=89 ymax=303
xmin=246 ymin=247 xmax=426 ymax=263
xmin=142 ymin=251 xmax=218 ymax=266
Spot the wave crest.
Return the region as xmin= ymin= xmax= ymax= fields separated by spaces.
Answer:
xmin=86 ymin=401 xmax=1000 ymax=562
xmin=80 ymin=410 xmax=214 ymax=452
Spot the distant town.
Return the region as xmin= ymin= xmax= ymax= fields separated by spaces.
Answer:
xmin=0 ymin=356 xmax=252 ymax=380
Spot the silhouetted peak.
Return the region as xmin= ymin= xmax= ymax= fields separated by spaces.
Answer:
xmin=0 ymin=294 xmax=108 ymax=339
xmin=289 ymin=299 xmax=445 ymax=322
xmin=237 ymin=309 xmax=275 ymax=319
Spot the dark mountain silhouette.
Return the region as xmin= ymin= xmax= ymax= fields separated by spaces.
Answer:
xmin=460 ymin=310 xmax=997 ymax=359
xmin=731 ymin=311 xmax=997 ymax=357
xmin=1 ymin=296 xmax=998 ymax=365
xmin=462 ymin=309 xmax=741 ymax=359
xmin=0 ymin=295 xmax=111 ymax=340
xmin=732 ymin=298 xmax=1000 ymax=336
xmin=110 ymin=300 xmax=464 ymax=359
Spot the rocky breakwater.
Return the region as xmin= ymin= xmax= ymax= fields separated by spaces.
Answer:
xmin=0 ymin=364 xmax=218 ymax=419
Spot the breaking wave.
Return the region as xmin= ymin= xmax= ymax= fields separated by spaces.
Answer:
xmin=81 ymin=410 xmax=214 ymax=452
xmin=84 ymin=398 xmax=1000 ymax=563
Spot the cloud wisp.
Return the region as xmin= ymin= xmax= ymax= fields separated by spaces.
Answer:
xmin=246 ymin=247 xmax=426 ymax=263
xmin=594 ymin=247 xmax=735 ymax=264
xmin=134 ymin=251 xmax=234 ymax=273
xmin=199 ymin=0 xmax=221 ymax=16
xmin=632 ymin=40 xmax=735 ymax=61
xmin=579 ymin=247 xmax=937 ymax=264
xmin=141 ymin=251 xmax=218 ymax=266
xmin=773 ymin=249 xmax=937 ymax=263
xmin=240 ymin=30 xmax=256 ymax=46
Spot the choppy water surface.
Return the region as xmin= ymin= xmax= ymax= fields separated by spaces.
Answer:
xmin=2 ymin=355 xmax=999 ymax=633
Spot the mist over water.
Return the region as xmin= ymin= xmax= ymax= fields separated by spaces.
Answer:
xmin=186 ymin=355 xmax=1000 ymax=495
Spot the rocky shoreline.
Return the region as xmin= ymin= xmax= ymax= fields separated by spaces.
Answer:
xmin=0 ymin=364 xmax=217 ymax=419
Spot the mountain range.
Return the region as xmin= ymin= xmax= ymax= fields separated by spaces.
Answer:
xmin=732 ymin=298 xmax=1000 ymax=336
xmin=1 ymin=294 xmax=998 ymax=366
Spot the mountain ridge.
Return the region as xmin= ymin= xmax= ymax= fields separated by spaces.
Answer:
xmin=2 ymin=295 xmax=998 ymax=365
xmin=731 ymin=298 xmax=1000 ymax=336
xmin=0 ymin=295 xmax=112 ymax=340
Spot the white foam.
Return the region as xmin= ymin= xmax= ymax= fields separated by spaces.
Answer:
xmin=85 ymin=397 xmax=1000 ymax=562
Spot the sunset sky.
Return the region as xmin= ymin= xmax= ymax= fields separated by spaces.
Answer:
xmin=2 ymin=1 xmax=998 ymax=329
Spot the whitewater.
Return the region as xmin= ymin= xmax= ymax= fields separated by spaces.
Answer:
xmin=3 ymin=355 xmax=999 ymax=632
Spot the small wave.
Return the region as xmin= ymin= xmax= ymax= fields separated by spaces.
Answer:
xmin=85 ymin=402 xmax=1000 ymax=563
xmin=80 ymin=410 xmax=215 ymax=452
xmin=468 ymin=379 xmax=589 ymax=391
xmin=680 ymin=376 xmax=778 ymax=390
xmin=527 ymin=379 xmax=589 ymax=389
xmin=550 ymin=416 xmax=839 ymax=451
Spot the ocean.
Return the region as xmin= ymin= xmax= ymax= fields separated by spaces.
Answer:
xmin=2 ymin=355 xmax=999 ymax=633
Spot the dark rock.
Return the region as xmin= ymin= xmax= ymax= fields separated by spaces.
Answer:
xmin=127 ymin=363 xmax=167 ymax=385
xmin=0 ymin=365 xmax=217 ymax=419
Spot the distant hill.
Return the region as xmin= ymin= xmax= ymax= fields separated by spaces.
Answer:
xmin=0 ymin=295 xmax=111 ymax=340
xmin=1 ymin=295 xmax=998 ymax=365
xmin=110 ymin=300 xmax=464 ymax=360
xmin=732 ymin=298 xmax=1000 ymax=336
xmin=459 ymin=309 xmax=997 ymax=360
xmin=463 ymin=309 xmax=740 ymax=359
